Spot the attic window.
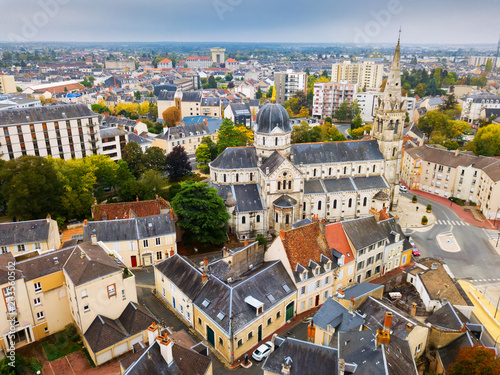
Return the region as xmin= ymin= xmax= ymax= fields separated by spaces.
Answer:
xmin=282 ymin=284 xmax=291 ymax=293
xmin=202 ymin=299 xmax=210 ymax=308
xmin=267 ymin=294 xmax=275 ymax=303
xmin=217 ymin=312 xmax=225 ymax=321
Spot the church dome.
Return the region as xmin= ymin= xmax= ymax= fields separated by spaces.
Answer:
xmin=256 ymin=103 xmax=291 ymax=134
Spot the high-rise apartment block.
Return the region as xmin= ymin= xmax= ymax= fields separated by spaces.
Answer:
xmin=332 ymin=61 xmax=383 ymax=90
xmin=274 ymin=70 xmax=308 ymax=105
xmin=312 ymin=81 xmax=358 ymax=120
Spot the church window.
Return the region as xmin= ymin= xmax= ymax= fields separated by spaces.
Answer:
xmin=329 ymin=167 xmax=332 ymax=175
xmin=288 ymin=181 xmax=292 ymax=190
xmin=223 ymin=174 xmax=226 ymax=182
xmin=358 ymin=166 xmax=361 ymax=173
xmin=363 ymin=197 xmax=367 ymax=206
xmin=276 ymin=213 xmax=279 ymax=222
xmin=303 ymin=202 xmax=306 ymax=211
xmin=285 ymin=215 xmax=290 ymax=225
xmin=333 ymin=200 xmax=337 ymax=209
xmin=242 ymin=216 xmax=246 ymax=224
xmin=250 ymin=172 xmax=253 ymax=181
xmin=256 ymin=215 xmax=260 ymax=223
xmin=373 ymin=165 xmax=376 ymax=173
xmin=392 ymin=148 xmax=396 ymax=157
xmin=275 ymin=137 xmax=278 ymax=146
xmin=344 ymin=166 xmax=347 ymax=174
xmin=394 ymin=120 xmax=399 ymax=134
xmin=283 ymin=172 xmax=287 ymax=177
xmin=348 ymin=198 xmax=352 ymax=208
xmin=318 ymin=201 xmax=322 ymax=210
xmin=214 ymin=173 xmax=217 ymax=181
xmin=263 ymin=137 xmax=265 ymax=146
xmin=236 ymin=174 xmax=239 ymax=182
xmin=313 ymin=169 xmax=317 ymax=177
xmin=278 ymin=181 xmax=281 ymax=190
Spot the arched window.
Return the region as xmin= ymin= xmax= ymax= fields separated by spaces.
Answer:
xmin=348 ymin=198 xmax=352 ymax=208
xmin=358 ymin=166 xmax=361 ymax=173
xmin=394 ymin=120 xmax=399 ymax=134
xmin=242 ymin=216 xmax=246 ymax=224
xmin=275 ymin=213 xmax=279 ymax=222
xmin=223 ymin=174 xmax=226 ymax=182
xmin=318 ymin=201 xmax=322 ymax=210
xmin=285 ymin=214 xmax=290 ymax=225
xmin=263 ymin=137 xmax=265 ymax=145
xmin=363 ymin=197 xmax=367 ymax=206
xmin=236 ymin=174 xmax=239 ymax=182
xmin=214 ymin=173 xmax=217 ymax=182
xmin=344 ymin=166 xmax=347 ymax=174
xmin=313 ymin=169 xmax=317 ymax=177
xmin=288 ymin=181 xmax=292 ymax=190
xmin=256 ymin=215 xmax=260 ymax=223
xmin=392 ymin=148 xmax=396 ymax=157
xmin=303 ymin=202 xmax=306 ymax=211
xmin=250 ymin=172 xmax=253 ymax=181
xmin=333 ymin=199 xmax=337 ymax=209
xmin=275 ymin=137 xmax=278 ymax=146
xmin=278 ymin=181 xmax=281 ymax=190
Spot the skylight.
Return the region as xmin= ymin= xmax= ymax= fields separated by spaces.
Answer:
xmin=202 ymin=299 xmax=210 ymax=308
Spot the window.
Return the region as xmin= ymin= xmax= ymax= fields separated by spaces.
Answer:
xmin=376 ymin=252 xmax=383 ymax=261
xmin=366 ymin=270 xmax=372 ymax=279
xmin=324 ymin=290 xmax=329 ymax=299
xmin=157 ymin=251 xmax=163 ymax=260
xmin=250 ymin=172 xmax=253 ymax=181
xmin=84 ymin=304 xmax=90 ymax=312
xmin=34 ymin=243 xmax=41 ymax=250
xmin=267 ymin=317 xmax=272 ymax=326
xmin=301 ymin=286 xmax=306 ymax=295
xmin=373 ymin=165 xmax=376 ymax=172
xmin=156 ymin=237 xmax=161 ymax=246
xmin=81 ymin=289 xmax=88 ymax=298
xmin=308 ymin=298 xmax=312 ymax=306
xmin=363 ymin=197 xmax=367 ymax=206
xmin=122 ymin=289 xmax=126 ymax=300
xmin=44 ymin=327 xmax=49 ymax=333
xmin=324 ymin=276 xmax=329 ymax=285
xmin=143 ymin=239 xmax=149 ymax=248
xmin=358 ymin=166 xmax=361 ymax=173
xmin=301 ymin=301 xmax=305 ymax=310
xmin=17 ymin=244 xmax=26 ymax=252
xmin=224 ymin=174 xmax=226 ymax=182
xmin=316 ymin=280 xmax=320 ymax=289
xmin=278 ymin=181 xmax=281 ymax=190
xmin=318 ymin=201 xmax=322 ymax=210
xmin=34 ymin=282 xmax=42 ymax=293
xmin=256 ymin=215 xmax=260 ymax=223
xmin=313 ymin=169 xmax=317 ymax=177
xmin=367 ymin=257 xmax=374 ymax=265
xmin=219 ymin=337 xmax=224 ymax=346
xmin=375 ymin=265 xmax=381 ymax=274
xmin=236 ymin=174 xmax=239 ymax=182
xmin=276 ymin=311 xmax=282 ymax=319
xmin=248 ymin=331 xmax=254 ymax=340
xmin=242 ymin=216 xmax=246 ymax=224
xmin=36 ymin=311 xmax=45 ymax=320
xmin=33 ymin=297 xmax=41 ymax=306
xmin=285 ymin=214 xmax=290 ymax=225
xmin=276 ymin=213 xmax=279 ymax=222
xmin=275 ymin=137 xmax=278 ymax=146
xmin=129 ymin=242 xmax=135 ymax=250
xmin=107 ymin=284 xmax=116 ymax=298
xmin=357 ymin=261 xmax=364 ymax=271
xmin=348 ymin=198 xmax=352 ymax=208
xmin=237 ymin=339 xmax=243 ymax=348
xmin=415 ymin=343 xmax=422 ymax=355
xmin=0 ymin=246 xmax=7 ymax=254
xmin=333 ymin=200 xmax=337 ymax=209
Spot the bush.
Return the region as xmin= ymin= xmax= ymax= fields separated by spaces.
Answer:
xmin=256 ymin=233 xmax=267 ymax=250
xmin=427 ymin=204 xmax=432 ymax=212
xmin=412 ymin=195 xmax=417 ymax=203
xmin=30 ymin=358 xmax=43 ymax=373
xmin=449 ymin=197 xmax=465 ymax=206
xmin=421 ymin=215 xmax=428 ymax=225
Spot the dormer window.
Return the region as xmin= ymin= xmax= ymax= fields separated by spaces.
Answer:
xmin=325 ymin=261 xmax=331 ymax=271
xmin=302 ymin=271 xmax=308 ymax=281
xmin=315 ymin=267 xmax=320 ymax=276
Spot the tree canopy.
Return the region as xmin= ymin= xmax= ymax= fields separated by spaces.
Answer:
xmin=292 ymin=121 xmax=346 ymax=144
xmin=162 ymin=106 xmax=181 ymax=127
xmin=122 ymin=141 xmax=145 ymax=178
xmin=447 ymin=345 xmax=500 ymax=375
xmin=165 ymin=145 xmax=192 ymax=179
xmin=467 ymin=123 xmax=500 ymax=156
xmin=171 ymin=182 xmax=230 ymax=246
xmin=216 ymin=118 xmax=253 ymax=155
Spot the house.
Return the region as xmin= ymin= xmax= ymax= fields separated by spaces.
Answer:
xmin=0 ymin=215 xmax=61 ymax=258
xmin=100 ymin=126 xmax=128 ymax=161
xmin=225 ymin=58 xmax=240 ymax=72
xmin=262 ymin=337 xmax=338 ymax=375
xmin=324 ymin=222 xmax=356 ymax=291
xmin=264 ymin=221 xmax=336 ymax=314
xmin=83 ymin=213 xmax=177 ymax=268
xmin=121 ymin=325 xmax=213 ymax=375
xmin=158 ymin=58 xmax=173 ymax=69
xmin=224 ymin=102 xmax=252 ymax=127
xmin=154 ymin=242 xmax=297 ymax=364
xmin=335 ymin=282 xmax=384 ymax=310
xmin=92 ymin=197 xmax=171 ymax=221
xmin=432 ymin=332 xmax=480 ymax=374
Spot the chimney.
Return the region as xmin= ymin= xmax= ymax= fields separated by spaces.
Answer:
xmin=170 ymin=210 xmax=174 ymax=219
xmin=244 ymin=240 xmax=248 ymax=246
xmin=460 ymin=323 xmax=467 ymax=332
xmin=84 ymin=219 xmax=88 ymax=226
xmin=136 ymin=119 xmax=139 ymax=123
xmin=203 ymin=257 xmax=209 ymax=274
xmin=94 ymin=197 xmax=97 ymax=205
xmin=281 ymin=357 xmax=292 ymax=375
xmin=406 ymin=323 xmax=413 ymax=334
xmin=307 ymin=319 xmax=315 ymax=342
xmin=202 ymin=271 xmax=207 ymax=283
xmin=170 ymin=248 xmax=174 ymax=257
xmin=455 ymin=149 xmax=459 ymax=157
xmin=147 ymin=322 xmax=160 ymax=345
xmin=339 ymin=358 xmax=346 ymax=375
xmin=349 ymin=297 xmax=355 ymax=314
xmin=91 ymin=234 xmax=97 ymax=245
xmin=383 ymin=311 xmax=393 ymax=333
xmin=410 ymin=302 xmax=417 ymax=318
xmin=156 ymin=333 xmax=174 ymax=365
xmin=136 ymin=195 xmax=139 ymax=201
xmin=280 ymin=230 xmax=285 ymax=240
xmin=46 ymin=213 xmax=51 ymax=223
xmin=204 ymin=118 xmax=208 ymax=125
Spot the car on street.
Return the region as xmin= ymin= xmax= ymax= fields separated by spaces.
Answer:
xmin=409 ymin=237 xmax=415 ymax=247
xmin=399 ymin=185 xmax=408 ymax=193
xmin=412 ymin=247 xmax=420 ymax=256
xmin=252 ymin=341 xmax=274 ymax=361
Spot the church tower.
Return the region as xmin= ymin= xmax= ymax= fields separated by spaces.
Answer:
xmin=372 ymin=33 xmax=406 ymax=210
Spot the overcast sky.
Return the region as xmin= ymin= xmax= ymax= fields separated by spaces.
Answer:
xmin=1 ymin=0 xmax=498 ymax=45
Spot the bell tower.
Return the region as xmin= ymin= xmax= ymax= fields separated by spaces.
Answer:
xmin=372 ymin=31 xmax=406 ymax=210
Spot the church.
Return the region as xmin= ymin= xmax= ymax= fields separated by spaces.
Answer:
xmin=208 ymin=39 xmax=406 ymax=240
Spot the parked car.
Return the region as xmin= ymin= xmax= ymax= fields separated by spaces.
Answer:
xmin=412 ymin=247 xmax=420 ymax=256
xmin=409 ymin=237 xmax=415 ymax=247
xmin=400 ymin=186 xmax=408 ymax=193
xmin=252 ymin=341 xmax=274 ymax=361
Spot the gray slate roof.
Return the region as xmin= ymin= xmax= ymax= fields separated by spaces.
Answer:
xmin=273 ymin=195 xmax=297 ymax=208
xmin=17 ymin=247 xmax=73 ymax=282
xmin=256 ymin=103 xmax=291 ymax=134
xmin=159 ymin=122 xmax=211 ymax=140
xmin=262 ymin=337 xmax=338 ymax=375
xmin=352 ymin=176 xmax=389 ymax=191
xmin=313 ymin=297 xmax=363 ymax=334
xmin=341 ymin=283 xmax=384 ymax=301
xmin=0 ymin=103 xmax=97 ymax=126
xmin=100 ymin=126 xmax=128 ymax=138
xmin=83 ymin=214 xmax=175 ymax=242
xmin=155 ymin=255 xmax=204 ymax=301
xmin=210 ymin=147 xmax=258 ymax=170
xmin=342 ymin=217 xmax=387 ymax=250
xmin=0 ymin=219 xmax=51 ymax=246
xmin=323 ymin=178 xmax=356 ymax=193
xmin=182 ymin=92 xmax=202 ymax=102
xmin=233 ymin=184 xmax=265 ymax=212
xmin=304 ymin=180 xmax=324 ymax=194
xmin=437 ymin=332 xmax=476 ymax=372
xmin=425 ymin=302 xmax=468 ymax=331
xmin=260 ymin=151 xmax=285 ymax=175
xmin=291 ymin=140 xmax=384 ymax=165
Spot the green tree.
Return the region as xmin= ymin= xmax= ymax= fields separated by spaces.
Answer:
xmin=414 ymin=83 xmax=426 ymax=97
xmin=116 ymin=159 xmax=135 ymax=184
xmin=425 ymin=78 xmax=438 ymax=96
xmin=351 ymin=113 xmax=363 ymax=130
xmin=484 ymin=58 xmax=493 ymax=72
xmin=88 ymin=154 xmax=120 ymax=197
xmin=134 ymin=91 xmax=141 ymax=100
xmin=470 ymin=75 xmax=487 ymax=87
xmin=334 ymin=100 xmax=351 ymax=121
xmin=138 ymin=170 xmax=166 ymax=200
xmin=165 ymin=145 xmax=192 ymax=179
xmin=468 ymin=123 xmax=500 ymax=156
xmin=433 ymin=67 xmax=442 ymax=88
xmin=448 ymin=345 xmax=500 ymax=375
xmin=225 ymin=72 xmax=233 ymax=81
xmin=144 ymin=146 xmax=167 ymax=172
xmin=195 ymin=144 xmax=212 ymax=174
xmin=122 ymin=142 xmax=144 ymax=178
xmin=417 ymin=110 xmax=448 ymax=138
xmin=256 ymin=86 xmax=263 ymax=99
xmin=171 ymin=182 xmax=230 ymax=245
xmin=325 ymin=116 xmax=332 ymax=124
xmin=207 ymin=75 xmax=217 ymax=89
xmin=216 ymin=119 xmax=253 ymax=154
xmin=0 ymin=156 xmax=63 ymax=220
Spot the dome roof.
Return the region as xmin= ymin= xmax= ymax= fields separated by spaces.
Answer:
xmin=256 ymin=103 xmax=291 ymax=134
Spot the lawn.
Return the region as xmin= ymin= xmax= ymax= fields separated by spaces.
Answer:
xmin=42 ymin=326 xmax=82 ymax=361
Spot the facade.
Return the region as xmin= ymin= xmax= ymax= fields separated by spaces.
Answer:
xmin=312 ymin=81 xmax=358 ymax=120
xmin=104 ymin=60 xmax=135 ymax=71
xmin=201 ymin=97 xmax=221 ymax=118
xmin=468 ymin=55 xmax=500 ymax=68
xmin=224 ymin=103 xmax=252 ymax=127
xmin=157 ymin=58 xmax=173 ymax=69
xmin=100 ymin=126 xmax=128 ymax=161
xmin=0 ymin=216 xmax=61 ymax=258
xmin=0 ymin=75 xmax=16 ymax=94
xmin=401 ymin=145 xmax=500 ymax=221
xmin=186 ymin=56 xmax=213 ymax=70
xmin=225 ymin=58 xmax=240 ymax=71
xmin=0 ymin=104 xmax=101 ymax=161
xmin=210 ymin=47 xmax=226 ymax=64
xmin=331 ymin=60 xmax=383 ymax=90
xmin=273 ymin=70 xmax=307 ymax=105
xmin=355 ymin=92 xmax=415 ymax=123
xmin=83 ymin=214 xmax=177 ymax=268
xmin=461 ymin=93 xmax=500 ymax=123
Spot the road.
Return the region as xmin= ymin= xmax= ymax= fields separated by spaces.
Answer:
xmin=335 ymin=123 xmax=350 ymax=137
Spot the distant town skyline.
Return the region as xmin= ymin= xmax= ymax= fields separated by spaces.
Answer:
xmin=1 ymin=0 xmax=499 ymax=45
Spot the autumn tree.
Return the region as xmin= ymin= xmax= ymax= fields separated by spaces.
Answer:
xmin=162 ymin=106 xmax=181 ymax=127
xmin=216 ymin=119 xmax=254 ymax=155
xmin=298 ymin=107 xmax=309 ymax=118
xmin=447 ymin=345 xmax=500 ymax=375
xmin=467 ymin=123 xmax=500 ymax=156
xmin=165 ymin=145 xmax=192 ymax=179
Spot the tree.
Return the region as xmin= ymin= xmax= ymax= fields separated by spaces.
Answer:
xmin=87 ymin=154 xmax=120 ymax=198
xmin=144 ymin=146 xmax=167 ymax=172
xmin=447 ymin=345 xmax=500 ymax=375
xmin=216 ymin=119 xmax=254 ymax=154
xmin=171 ymin=182 xmax=230 ymax=245
xmin=417 ymin=110 xmax=448 ymax=138
xmin=414 ymin=83 xmax=426 ymax=98
xmin=468 ymin=124 xmax=500 ymax=156
xmin=325 ymin=116 xmax=332 ymax=124
xmin=266 ymin=86 xmax=274 ymax=98
xmin=470 ymin=75 xmax=487 ymax=87
xmin=256 ymin=87 xmax=263 ymax=99
xmin=138 ymin=170 xmax=166 ymax=200
xmin=195 ymin=144 xmax=212 ymax=174
xmin=225 ymin=72 xmax=233 ymax=81
xmin=207 ymin=75 xmax=217 ymax=89
xmin=122 ymin=142 xmax=144 ymax=178
xmin=162 ymin=106 xmax=181 ymax=127
xmin=298 ymin=107 xmax=309 ymax=118
xmin=425 ymin=78 xmax=438 ymax=96
xmin=134 ymin=91 xmax=141 ymax=100
xmin=165 ymin=145 xmax=192 ymax=179
xmin=0 ymin=156 xmax=63 ymax=220
xmin=485 ymin=58 xmax=493 ymax=72
xmin=351 ymin=113 xmax=363 ymax=130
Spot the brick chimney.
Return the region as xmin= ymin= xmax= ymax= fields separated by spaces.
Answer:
xmin=46 ymin=213 xmax=51 ymax=223
xmin=204 ymin=118 xmax=208 ymax=125
xmin=280 ymin=230 xmax=285 ymax=240
xmin=156 ymin=332 xmax=174 ymax=365
xmin=376 ymin=312 xmax=393 ymax=346
xmin=383 ymin=311 xmax=393 ymax=332
xmin=406 ymin=323 xmax=413 ymax=334
xmin=410 ymin=302 xmax=417 ymax=318
xmin=281 ymin=357 xmax=292 ymax=375
xmin=136 ymin=195 xmax=139 ymax=201
xmin=460 ymin=323 xmax=467 ymax=332
xmin=307 ymin=319 xmax=315 ymax=343
xmin=170 ymin=248 xmax=174 ymax=256
xmin=349 ymin=297 xmax=355 ymax=314
xmin=244 ymin=240 xmax=248 ymax=246
xmin=147 ymin=322 xmax=160 ymax=345
xmin=84 ymin=219 xmax=88 ymax=226
xmin=203 ymin=257 xmax=209 ymax=274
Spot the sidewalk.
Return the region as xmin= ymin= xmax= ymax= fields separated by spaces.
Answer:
xmin=458 ymin=280 xmax=500 ymax=348
xmin=408 ymin=188 xmax=495 ymax=229
xmin=391 ymin=194 xmax=436 ymax=228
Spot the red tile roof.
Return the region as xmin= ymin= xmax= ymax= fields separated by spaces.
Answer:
xmin=324 ymin=222 xmax=355 ymax=264
xmin=226 ymin=58 xmax=239 ymax=63
xmin=158 ymin=58 xmax=172 ymax=64
xmin=281 ymin=222 xmax=331 ymax=270
xmin=187 ymin=56 xmax=212 ymax=60
xmin=92 ymin=198 xmax=170 ymax=221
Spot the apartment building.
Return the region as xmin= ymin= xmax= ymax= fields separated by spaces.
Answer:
xmin=468 ymin=56 xmax=500 ymax=68
xmin=157 ymin=58 xmax=172 ymax=69
xmin=461 ymin=93 xmax=500 ymax=123
xmin=0 ymin=215 xmax=61 ymax=258
xmin=331 ymin=60 xmax=383 ymax=90
xmin=402 ymin=145 xmax=500 ymax=221
xmin=274 ymin=70 xmax=307 ymax=105
xmin=354 ymin=91 xmax=416 ymax=123
xmin=0 ymin=75 xmax=16 ymax=94
xmin=312 ymin=81 xmax=358 ymax=120
xmin=0 ymin=104 xmax=101 ymax=161
xmin=99 ymin=126 xmax=128 ymax=161
xmin=186 ymin=56 xmax=213 ymax=70
xmin=104 ymin=60 xmax=135 ymax=71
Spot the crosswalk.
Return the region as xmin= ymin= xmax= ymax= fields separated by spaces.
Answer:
xmin=436 ymin=219 xmax=469 ymax=226
xmin=484 ymin=229 xmax=500 ymax=241
xmin=470 ymin=278 xmax=500 ymax=283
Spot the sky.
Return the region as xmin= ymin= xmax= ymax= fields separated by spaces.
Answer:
xmin=1 ymin=0 xmax=499 ymax=45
